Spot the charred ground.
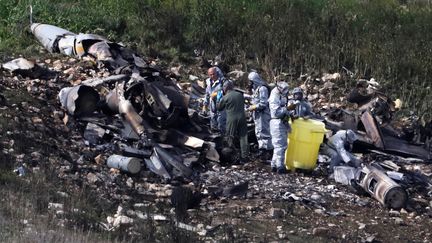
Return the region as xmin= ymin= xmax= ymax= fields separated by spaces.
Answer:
xmin=1 ymin=54 xmax=432 ymax=242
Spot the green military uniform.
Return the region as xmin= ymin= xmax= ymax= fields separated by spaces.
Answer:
xmin=217 ymin=90 xmax=249 ymax=159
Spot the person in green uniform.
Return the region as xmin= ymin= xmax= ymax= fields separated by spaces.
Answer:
xmin=217 ymin=80 xmax=249 ymax=162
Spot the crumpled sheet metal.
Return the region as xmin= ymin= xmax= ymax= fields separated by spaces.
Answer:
xmin=2 ymin=58 xmax=57 ymax=79
xmin=153 ymin=145 xmax=193 ymax=178
xmin=145 ymin=145 xmax=195 ymax=179
xmin=146 ymin=155 xmax=171 ymax=180
xmin=2 ymin=58 xmax=35 ymax=71
xmin=58 ymin=85 xmax=100 ymax=116
xmin=126 ymin=80 xmax=189 ymax=128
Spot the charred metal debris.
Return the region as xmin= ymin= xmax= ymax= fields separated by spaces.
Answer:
xmin=28 ymin=23 xmax=432 ymax=199
xmin=2 ymin=22 xmax=432 ymax=238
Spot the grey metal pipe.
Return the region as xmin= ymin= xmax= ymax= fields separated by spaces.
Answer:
xmin=107 ymin=154 xmax=141 ymax=174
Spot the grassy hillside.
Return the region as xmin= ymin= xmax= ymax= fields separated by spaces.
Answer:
xmin=1 ymin=0 xmax=432 ymax=117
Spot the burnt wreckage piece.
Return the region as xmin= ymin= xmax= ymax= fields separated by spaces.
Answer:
xmin=32 ymin=22 xmax=220 ymax=181
xmin=325 ymin=108 xmax=431 ymax=161
xmin=31 ymin=23 xmax=142 ymax=69
xmin=2 ymin=58 xmax=57 ymax=79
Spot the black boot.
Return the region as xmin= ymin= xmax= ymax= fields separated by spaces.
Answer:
xmin=277 ymin=167 xmax=287 ymax=174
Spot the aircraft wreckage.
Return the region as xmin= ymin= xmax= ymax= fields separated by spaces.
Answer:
xmin=30 ymin=22 xmax=220 ymax=180
xmin=28 ymin=22 xmax=432 ymax=210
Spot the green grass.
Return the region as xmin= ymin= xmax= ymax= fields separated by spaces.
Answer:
xmin=1 ymin=0 xmax=432 ymax=115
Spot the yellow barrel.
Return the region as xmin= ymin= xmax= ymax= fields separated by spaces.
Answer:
xmin=285 ymin=118 xmax=326 ymax=170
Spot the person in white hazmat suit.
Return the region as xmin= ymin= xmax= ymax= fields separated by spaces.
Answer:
xmin=268 ymin=81 xmax=293 ymax=174
xmin=247 ymin=72 xmax=273 ymax=158
xmin=203 ymin=67 xmax=227 ymax=133
xmin=322 ymin=129 xmax=362 ymax=173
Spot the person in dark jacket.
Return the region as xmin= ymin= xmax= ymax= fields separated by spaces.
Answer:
xmin=288 ymin=87 xmax=316 ymax=119
xmin=217 ymin=81 xmax=249 ymax=161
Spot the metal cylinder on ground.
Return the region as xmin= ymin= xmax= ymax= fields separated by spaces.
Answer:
xmin=118 ymin=98 xmax=145 ymax=136
xmin=107 ymin=155 xmax=141 ymax=174
xmin=356 ymin=164 xmax=408 ymax=209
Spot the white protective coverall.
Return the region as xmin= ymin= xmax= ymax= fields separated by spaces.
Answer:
xmin=322 ymin=129 xmax=361 ymax=172
xmin=268 ymin=82 xmax=291 ymax=172
xmin=248 ymin=72 xmax=273 ymax=151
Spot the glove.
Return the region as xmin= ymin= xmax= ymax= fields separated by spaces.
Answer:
xmin=248 ymin=105 xmax=257 ymax=111
xmin=216 ymin=90 xmax=223 ymax=102
xmin=290 ymin=114 xmax=299 ymax=120
xmin=211 ymin=91 xmax=218 ymax=98
xmin=287 ymin=103 xmax=297 ymax=110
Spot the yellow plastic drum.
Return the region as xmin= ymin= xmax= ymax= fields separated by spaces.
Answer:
xmin=285 ymin=118 xmax=326 ymax=170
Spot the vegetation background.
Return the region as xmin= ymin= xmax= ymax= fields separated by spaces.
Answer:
xmin=1 ymin=0 xmax=432 ymax=241
xmin=2 ymin=0 xmax=432 ymax=117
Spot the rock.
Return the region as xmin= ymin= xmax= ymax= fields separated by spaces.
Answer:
xmin=126 ymin=177 xmax=134 ymax=188
xmin=94 ymin=154 xmax=104 ymax=165
xmin=314 ymin=209 xmax=325 ymax=215
xmin=389 ymin=209 xmax=400 ymax=217
xmin=394 ymin=217 xmax=404 ymax=225
xmin=86 ymin=173 xmax=99 ymax=184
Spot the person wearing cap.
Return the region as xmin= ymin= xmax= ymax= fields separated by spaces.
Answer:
xmin=217 ymin=80 xmax=249 ymax=162
xmin=288 ymin=87 xmax=315 ymax=119
xmin=204 ymin=67 xmax=227 ymax=133
xmin=268 ymin=81 xmax=293 ymax=174
xmin=247 ymin=72 xmax=273 ymax=158
xmin=322 ymin=129 xmax=362 ymax=173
